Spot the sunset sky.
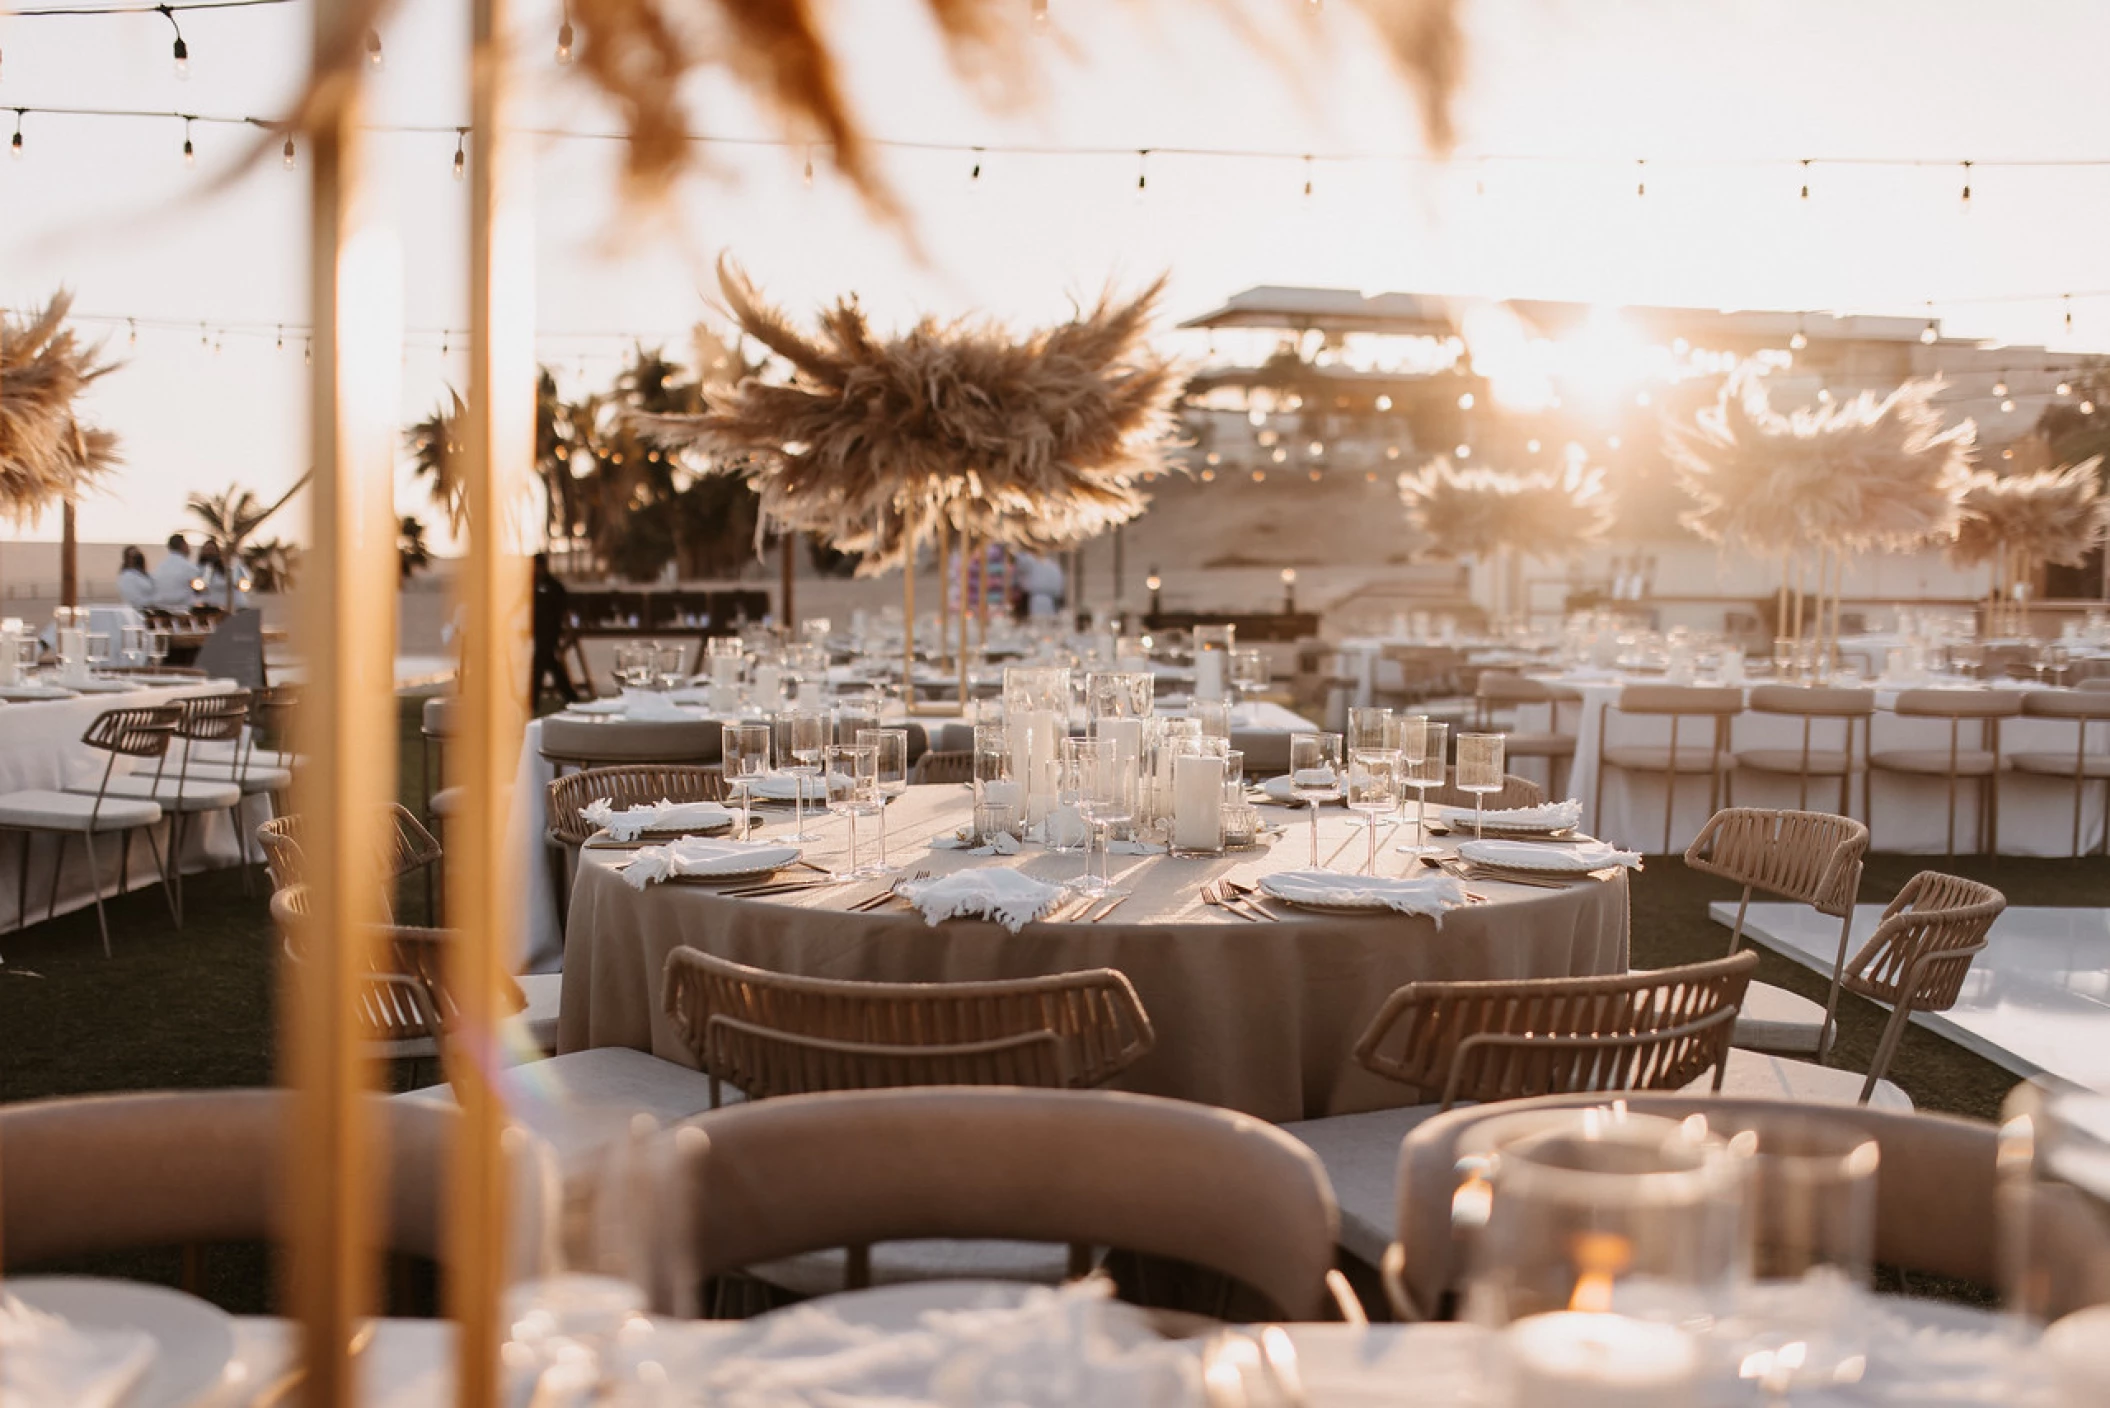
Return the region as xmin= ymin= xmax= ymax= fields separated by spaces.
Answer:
xmin=4 ymin=0 xmax=2109 ymax=547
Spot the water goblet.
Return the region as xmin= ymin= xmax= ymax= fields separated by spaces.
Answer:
xmin=824 ymin=742 xmax=880 ymax=876
xmin=1288 ymin=732 xmax=1342 ymax=869
xmin=722 ymin=722 xmax=771 ymax=838
xmin=1345 ymin=706 xmax=1394 ymax=830
xmin=772 ymin=708 xmax=826 ymax=842
xmin=1396 ymin=720 xmax=1448 ymax=855
xmin=1345 ymin=748 xmax=1401 ymax=875
xmin=857 ymin=727 xmax=909 ymax=873
xmin=1455 ymin=732 xmax=1506 ymax=840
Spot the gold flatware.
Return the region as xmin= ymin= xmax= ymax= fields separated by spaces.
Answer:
xmin=1201 ymin=880 xmax=1266 ymax=922
xmin=1089 ymin=894 xmax=1130 ymax=922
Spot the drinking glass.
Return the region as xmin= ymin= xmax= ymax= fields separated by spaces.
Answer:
xmin=1346 ymin=749 xmax=1401 ymax=875
xmin=655 ymin=644 xmax=686 ymax=690
xmin=1714 ymin=1113 xmax=1880 ymax=1394
xmin=1084 ymin=670 xmax=1154 ymax=723
xmin=857 ymin=727 xmax=908 ymax=873
xmin=1345 ymin=706 xmax=1394 ymax=830
xmin=1071 ymin=738 xmax=1137 ymax=896
xmin=1288 ymin=731 xmax=1342 ymax=868
xmin=972 ymin=801 xmax=1019 ymax=847
xmin=1998 ymin=1083 xmax=2110 ymax=1332
xmin=772 ymin=708 xmax=826 ymax=842
xmin=1231 ymin=648 xmax=1270 ymax=722
xmin=1397 ymin=720 xmax=1447 ymax=856
xmin=84 ymin=633 xmax=112 ymax=672
xmin=148 ymin=631 xmax=170 ymax=668
xmin=1455 ymin=731 xmax=1506 ymax=840
xmin=973 ymin=721 xmax=1014 ymax=811
xmin=1193 ymin=697 xmax=1233 ymax=741
xmin=1049 ymin=735 xmax=1092 ymax=854
xmin=825 ymin=742 xmax=880 ymax=876
xmin=834 ymin=693 xmax=881 ymax=748
xmin=722 ymin=722 xmax=771 ymax=838
xmin=120 ymin=625 xmax=146 ymax=667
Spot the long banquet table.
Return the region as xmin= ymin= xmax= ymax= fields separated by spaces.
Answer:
xmin=1514 ymin=675 xmax=2107 ymax=855
xmin=555 ymin=784 xmax=1629 ymax=1122
xmin=0 ymin=679 xmax=263 ymax=934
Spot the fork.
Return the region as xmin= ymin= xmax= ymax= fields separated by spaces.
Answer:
xmin=1202 ymin=881 xmax=1265 ymax=923
xmin=851 ymin=869 xmax=928 ymax=912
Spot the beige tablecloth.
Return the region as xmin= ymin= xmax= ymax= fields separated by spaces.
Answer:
xmin=557 ymin=786 xmax=1628 ymax=1122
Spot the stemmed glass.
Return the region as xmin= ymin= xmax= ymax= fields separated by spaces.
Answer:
xmin=655 ymin=644 xmax=686 ymax=691
xmin=1069 ymin=738 xmax=1137 ymax=897
xmin=120 ymin=625 xmax=146 ymax=668
xmin=1231 ymin=648 xmax=1269 ymax=723
xmin=834 ymin=693 xmax=881 ymax=749
xmin=1345 ymin=707 xmax=1394 ymax=829
xmin=1455 ymin=732 xmax=1506 ymax=840
xmin=1288 ymin=731 xmax=1343 ymax=869
xmin=722 ymin=723 xmax=771 ymax=838
xmin=1345 ymin=748 xmax=1401 ymax=875
xmin=84 ymin=633 xmax=112 ymax=675
xmin=825 ymin=743 xmax=880 ymax=876
xmin=772 ymin=708 xmax=826 ymax=842
xmin=857 ymin=727 xmax=908 ymax=873
xmin=1396 ymin=720 xmax=1447 ymax=855
xmin=148 ymin=631 xmax=170 ymax=670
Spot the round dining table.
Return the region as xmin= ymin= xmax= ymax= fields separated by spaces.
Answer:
xmin=555 ymin=785 xmax=1629 ymax=1123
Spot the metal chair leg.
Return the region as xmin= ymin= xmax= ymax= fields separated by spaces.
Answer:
xmin=1817 ymin=905 xmax=1857 ymax=1065
xmin=80 ymin=830 xmax=112 ymax=957
xmin=143 ymin=825 xmax=179 ymax=925
xmin=168 ymin=813 xmax=187 ymax=928
xmin=48 ymin=832 xmax=69 ymax=923
xmin=1861 ymin=1000 xmax=1916 ymax=1105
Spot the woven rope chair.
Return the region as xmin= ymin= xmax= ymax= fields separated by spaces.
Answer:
xmin=662 ymin=948 xmax=1156 ymax=1107
xmin=543 ymin=765 xmax=729 ymax=929
xmin=1839 ymin=871 xmax=2004 ymax=1104
xmin=1685 ymin=807 xmax=1869 ymax=1059
xmin=269 ymin=886 xmax=446 ymax=1068
xmin=1353 ymin=951 xmax=1757 ymax=1110
xmin=254 ymin=805 xmax=443 ymax=913
xmin=1417 ymin=768 xmax=1546 ymax=812
xmin=907 ymin=748 xmax=973 ymax=785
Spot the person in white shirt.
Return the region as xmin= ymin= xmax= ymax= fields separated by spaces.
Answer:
xmin=149 ymin=534 xmax=200 ymax=611
xmin=116 ymin=546 xmax=156 ymax=611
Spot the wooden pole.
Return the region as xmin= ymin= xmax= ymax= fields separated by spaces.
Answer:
xmin=1777 ymin=552 xmax=1789 ymax=648
xmin=59 ymin=501 xmax=77 ymax=609
xmin=902 ymin=529 xmax=916 ymax=700
xmin=778 ymin=530 xmax=796 ymax=632
xmin=282 ymin=7 xmax=397 ymax=1400
xmin=934 ymin=516 xmax=950 ymax=669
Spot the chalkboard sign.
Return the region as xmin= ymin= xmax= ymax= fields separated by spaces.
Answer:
xmin=194 ymin=608 xmax=266 ymax=688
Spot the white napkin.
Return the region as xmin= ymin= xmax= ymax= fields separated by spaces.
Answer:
xmin=583 ymin=796 xmax=735 ymax=842
xmin=898 ymin=869 xmax=1064 ymax=932
xmin=618 ymin=838 xmax=800 ymax=890
xmin=1459 ymin=838 xmax=1643 ymax=872
xmin=1107 ymin=839 xmax=1168 ymax=855
xmin=929 ymin=831 xmax=1024 ymax=856
xmin=0 ymin=1295 xmax=158 ymax=1408
xmin=691 ymin=1279 xmax=1193 ymax=1408
xmin=1262 ymin=773 xmax=1339 ymax=804
xmin=1435 ymin=799 xmax=1584 ymax=833
xmin=1259 ymin=868 xmax=1467 ymax=924
xmin=751 ymin=773 xmax=830 ymax=802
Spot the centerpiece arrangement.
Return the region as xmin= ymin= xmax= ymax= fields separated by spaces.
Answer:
xmin=1397 ymin=458 xmax=1613 ymax=621
xmin=1949 ymin=459 xmax=2108 ymax=636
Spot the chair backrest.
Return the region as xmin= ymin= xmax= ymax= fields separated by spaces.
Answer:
xmin=2023 ymin=689 xmax=2110 ymax=721
xmin=1354 ymin=951 xmax=1756 ymax=1109
xmin=1475 ymin=672 xmax=1560 ymax=705
xmin=268 ymin=885 xmax=448 ymax=1045
xmin=1746 ymin=684 xmax=1876 ymax=718
xmin=676 ymin=1087 xmax=1343 ymax=1320
xmin=1890 ymin=688 xmax=2025 ymax=719
xmin=255 ymin=804 xmax=442 ymax=892
xmin=1843 ymin=870 xmax=2005 ymax=1014
xmin=1683 ymin=807 xmax=1868 ymax=918
xmin=545 ymin=765 xmax=729 ymax=846
xmin=908 ymin=748 xmax=972 ymax=785
xmin=539 ymin=714 xmax=722 ymax=766
xmin=81 ymin=704 xmax=180 ymax=760
xmin=1614 ymin=684 xmax=1746 ymax=717
xmin=0 ymin=1089 xmax=493 ymax=1271
xmin=1386 ymin=1093 xmax=2034 ymax=1321
xmin=175 ymin=689 xmax=250 ymax=744
xmin=661 ymin=948 xmax=1155 ymax=1101
xmin=1417 ymin=769 xmax=1547 ymax=811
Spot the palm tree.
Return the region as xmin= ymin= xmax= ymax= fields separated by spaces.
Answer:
xmin=397 ymin=516 xmax=432 ymax=581
xmin=242 ymin=537 xmax=302 ymax=593
xmin=184 ymin=475 xmax=311 ymax=609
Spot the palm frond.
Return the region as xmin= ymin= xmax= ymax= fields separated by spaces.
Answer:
xmin=0 ymin=291 xmax=121 ymax=526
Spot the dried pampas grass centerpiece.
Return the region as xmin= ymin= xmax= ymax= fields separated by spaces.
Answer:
xmin=1951 ymin=460 xmax=2107 ymax=634
xmin=1 ymin=291 xmax=121 ymax=525
xmin=1397 ymin=458 xmax=1611 ymax=618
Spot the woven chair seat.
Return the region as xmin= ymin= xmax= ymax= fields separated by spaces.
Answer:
xmin=77 ymin=774 xmax=242 ymax=811
xmin=1705 ymin=1048 xmax=1911 ymax=1113
xmin=1602 ymin=745 xmax=1726 ymax=773
xmin=1730 ymin=981 xmax=1826 ymax=1054
xmin=1736 ymin=748 xmax=1854 ymax=775
xmin=1869 ymin=748 xmax=2001 ymax=776
xmin=2009 ymin=751 xmax=2110 ymax=778
xmin=0 ymin=790 xmax=163 ymax=832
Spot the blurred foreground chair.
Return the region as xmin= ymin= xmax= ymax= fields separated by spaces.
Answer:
xmin=1381 ymin=1092 xmax=2110 ymax=1322
xmin=673 ymin=1087 xmax=1362 ymax=1322
xmin=1685 ymin=807 xmax=1868 ymax=1058
xmin=538 ymin=715 xmax=721 ymax=775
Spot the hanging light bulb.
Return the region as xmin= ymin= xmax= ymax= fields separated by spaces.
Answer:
xmin=1200 ymin=468 xmax=1216 ymax=482
xmin=556 ymin=18 xmax=575 ymax=63
xmin=1247 ymin=407 xmax=1266 ymax=427
xmin=1817 ymin=388 xmax=1832 ymax=404
xmin=199 ymin=323 xmax=209 ymax=348
xmin=1789 ymin=315 xmax=1807 ymax=351
xmin=1919 ymin=319 xmax=1937 ymax=345
xmin=1456 ymin=391 xmax=1475 ymax=410
xmin=2083 ymin=400 xmax=2097 ymax=415
xmin=1204 ymin=451 xmax=1221 ymax=466
xmin=1306 ymin=440 xmax=1324 ymax=458
xmin=1992 ymin=373 xmax=2008 ymax=397
xmin=968 ymin=147 xmax=983 ymax=189
xmin=1252 ymin=469 xmax=1266 ymax=483
xmin=1959 ymin=161 xmax=1971 ymax=211
xmin=453 ymin=129 xmax=467 ymax=180
xmin=182 ymin=117 xmax=195 ymax=169
xmin=802 ymin=147 xmax=814 ymax=186
xmin=275 ymin=325 xmax=284 ymax=351
xmin=1385 ymin=445 xmax=1402 ymax=460
xmin=1270 ymin=447 xmax=1287 ymax=464
xmin=1526 ymin=438 xmax=1542 ymax=454
xmin=1635 ymin=158 xmax=1646 ymax=198
xmin=8 ymin=111 xmax=20 ymax=160
xmin=2065 ymin=294 xmax=2074 ymax=335
xmin=160 ymin=5 xmax=190 ymax=78
xmin=1454 ymin=443 xmax=1471 ymax=459
xmin=127 ymin=319 xmax=138 ymax=346
xmin=2001 ymin=398 xmax=2016 ymax=413
xmin=1798 ymin=158 xmax=1810 ymax=201
xmin=1136 ymin=149 xmax=1149 ymax=197
xmin=2057 ymin=381 xmax=2072 ymax=397
xmin=1031 ymin=0 xmax=1050 ymax=31
xmin=1302 ymin=154 xmax=1314 ymax=201
xmin=282 ymin=134 xmax=296 ymax=169
xmin=365 ymin=27 xmax=384 ymax=67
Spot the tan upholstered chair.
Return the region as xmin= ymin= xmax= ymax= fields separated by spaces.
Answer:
xmin=0 ymin=704 xmax=181 ymax=954
xmin=1734 ymin=684 xmax=1875 ymax=819
xmin=544 ymin=764 xmax=730 ymax=925
xmin=1867 ymin=689 xmax=2023 ymax=856
xmin=0 ymin=1088 xmax=541 ymax=1292
xmin=1596 ymin=684 xmax=1746 ymax=853
xmin=1379 ymin=1093 xmax=2108 ymax=1323
xmin=1830 ymin=871 xmax=2004 ymax=1104
xmin=538 ymin=714 xmax=721 ymax=774
xmin=1281 ymin=952 xmax=1757 ymax=1268
xmin=908 ymin=748 xmax=973 ymax=785
xmin=1418 ymin=768 xmax=1546 ymax=812
xmin=2014 ymin=689 xmax=2110 ymax=856
xmin=661 ymin=949 xmax=1156 ymax=1107
xmin=674 ymin=1087 xmax=1362 ymax=1322
xmin=1685 ymin=807 xmax=1868 ymax=1058
xmin=1472 ymin=673 xmax=1581 ymax=797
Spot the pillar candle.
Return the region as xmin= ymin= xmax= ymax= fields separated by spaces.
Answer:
xmin=752 ymin=664 xmax=782 ymax=707
xmin=1173 ymin=754 xmax=1225 ymax=853
xmin=1010 ymin=710 xmax=1062 ymax=825
xmin=1194 ymin=650 xmax=1226 ymax=702
xmin=1502 ymin=1313 xmax=1701 ymax=1408
xmin=1098 ymin=718 xmax=1144 ymax=768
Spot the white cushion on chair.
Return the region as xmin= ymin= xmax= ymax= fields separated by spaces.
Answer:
xmin=513 ymin=972 xmax=562 ymax=1053
xmin=1731 ymin=981 xmax=1827 ymax=1054
xmin=0 ymin=789 xmax=163 ymax=831
xmin=184 ymin=760 xmax=295 ymax=793
xmin=1279 ymin=1103 xmax=1450 ymax=1267
xmin=1694 ymin=1049 xmax=1913 ymax=1113
xmin=76 ymin=774 xmax=242 ymax=811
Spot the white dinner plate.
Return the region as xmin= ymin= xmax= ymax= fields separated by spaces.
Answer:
xmin=1255 ymin=878 xmax=1393 ymax=913
xmin=1456 ymin=839 xmax=1618 ymax=874
xmin=661 ymin=840 xmax=804 ymax=882
xmin=1 ymin=1276 xmax=236 ymax=1408
xmin=1433 ymin=812 xmax=1572 ymax=839
xmin=749 ymin=774 xmax=828 ymax=803
xmin=71 ymin=679 xmax=142 ymax=694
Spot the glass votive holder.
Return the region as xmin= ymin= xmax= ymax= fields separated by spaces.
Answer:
xmin=1221 ymin=802 xmax=1261 ymax=849
xmin=1194 ymin=697 xmax=1233 ymax=740
xmin=1222 ymin=748 xmax=1245 ymax=803
xmin=972 ymin=801 xmax=1019 ymax=846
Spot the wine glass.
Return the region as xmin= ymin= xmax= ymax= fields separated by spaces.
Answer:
xmin=825 ymin=742 xmax=880 ymax=876
xmin=722 ymin=722 xmax=771 ymax=838
xmin=834 ymin=693 xmax=881 ymax=749
xmin=1288 ymin=732 xmax=1342 ymax=869
xmin=1455 ymin=732 xmax=1506 ymax=840
xmin=148 ymin=631 xmax=170 ymax=670
xmin=772 ymin=708 xmax=826 ymax=842
xmin=120 ymin=624 xmax=146 ymax=668
xmin=1396 ymin=720 xmax=1447 ymax=856
xmin=655 ymin=644 xmax=686 ymax=690
xmin=1231 ymin=648 xmax=1269 ymax=723
xmin=1345 ymin=707 xmax=1394 ymax=830
xmin=1071 ymin=738 xmax=1137 ymax=897
xmin=84 ymin=633 xmax=112 ymax=675
xmin=857 ymin=727 xmax=908 ymax=873
xmin=1346 ymin=749 xmax=1401 ymax=875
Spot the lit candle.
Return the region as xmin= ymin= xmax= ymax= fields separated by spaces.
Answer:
xmin=1173 ymin=754 xmax=1225 ymax=853
xmin=2045 ymin=1305 xmax=2110 ymax=1408
xmin=1503 ymin=1312 xmax=1701 ymax=1408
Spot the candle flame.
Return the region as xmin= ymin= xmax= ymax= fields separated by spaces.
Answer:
xmin=1567 ymin=1231 xmax=1633 ymax=1313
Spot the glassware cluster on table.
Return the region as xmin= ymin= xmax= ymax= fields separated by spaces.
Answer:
xmin=0 ymin=608 xmax=170 ymax=690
